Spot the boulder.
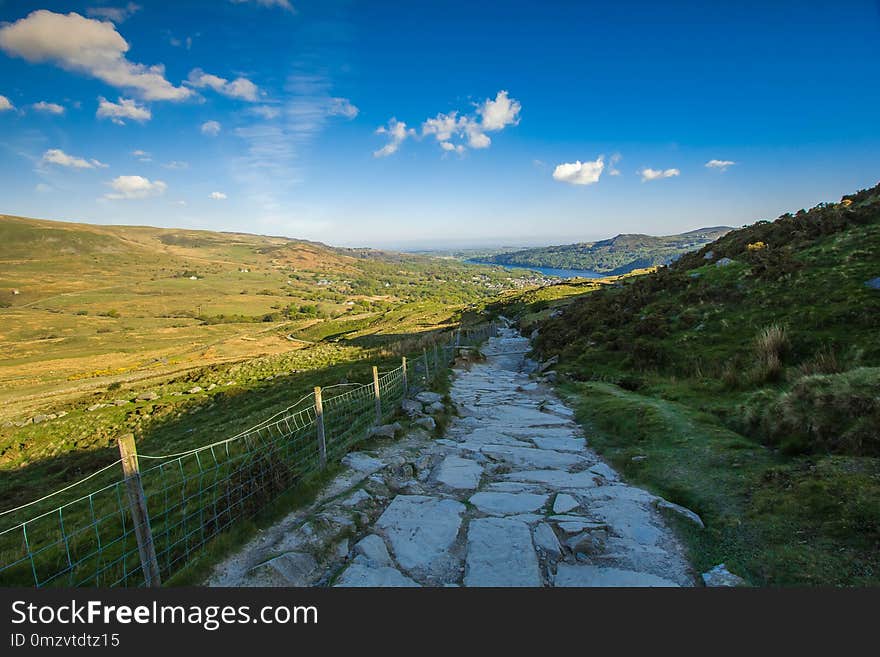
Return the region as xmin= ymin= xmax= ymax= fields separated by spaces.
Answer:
xmin=703 ymin=250 xmax=715 ymax=260
xmin=542 ymin=371 xmax=559 ymax=383
xmin=368 ymin=422 xmax=403 ymax=439
xmin=114 ymin=399 xmax=130 ymax=406
xmin=187 ymin=386 xmax=203 ymax=394
xmin=654 ymin=498 xmax=705 ymax=529
xmin=715 ymin=257 xmax=734 ymax=267
xmin=400 ymin=399 xmax=423 ymax=417
xmin=538 ymin=355 xmax=558 ymax=373
xmin=32 ymin=414 xmax=51 ymax=424
xmin=136 ymin=391 xmax=159 ymax=402
xmin=702 ymin=563 xmax=747 ymax=587
xmin=414 ymin=416 xmax=436 ymax=431
xmin=415 ymin=391 xmax=442 ymax=405
xmin=426 ymin=401 xmax=445 ymax=415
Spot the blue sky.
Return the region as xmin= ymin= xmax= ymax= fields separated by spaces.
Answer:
xmin=0 ymin=0 xmax=878 ymax=249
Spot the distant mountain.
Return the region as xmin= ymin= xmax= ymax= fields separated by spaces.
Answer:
xmin=482 ymin=226 xmax=733 ymax=275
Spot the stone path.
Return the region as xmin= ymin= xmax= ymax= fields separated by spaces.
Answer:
xmin=207 ymin=325 xmax=697 ymax=587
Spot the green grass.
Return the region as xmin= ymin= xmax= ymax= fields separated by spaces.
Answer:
xmin=564 ymin=381 xmax=880 ymax=585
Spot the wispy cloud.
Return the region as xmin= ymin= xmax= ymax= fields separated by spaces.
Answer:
xmin=42 ymin=148 xmax=107 ymax=169
xmin=200 ymin=120 xmax=222 ymax=136
xmin=230 ymin=0 xmax=295 ymax=12
xmin=374 ymin=118 xmax=414 ymax=158
xmin=0 ymin=95 xmax=15 ymax=111
xmin=187 ymin=68 xmax=260 ymax=102
xmin=32 ymin=101 xmax=65 ymax=115
xmin=209 ymin=191 xmax=227 ymax=200
xmin=639 ymin=167 xmax=680 ymax=182
xmin=705 ymin=159 xmax=735 ymax=171
xmin=86 ymin=3 xmax=142 ymax=23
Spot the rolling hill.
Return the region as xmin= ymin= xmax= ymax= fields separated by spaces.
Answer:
xmin=483 ymin=226 xmax=733 ymax=274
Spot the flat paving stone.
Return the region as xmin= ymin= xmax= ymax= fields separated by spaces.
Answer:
xmin=375 ymin=495 xmax=465 ymax=574
xmin=469 ymin=491 xmax=549 ymax=516
xmin=553 ymin=564 xmax=680 ymax=587
xmin=434 ymin=455 xmax=483 ymax=490
xmin=530 ymin=435 xmax=587 ymax=453
xmin=335 ymin=563 xmax=420 ymax=587
xmin=464 ymin=517 xmax=542 ymax=587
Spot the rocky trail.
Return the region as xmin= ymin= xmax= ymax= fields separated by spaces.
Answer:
xmin=207 ymin=326 xmax=699 ymax=587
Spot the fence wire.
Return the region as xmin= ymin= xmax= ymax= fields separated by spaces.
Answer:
xmin=0 ymin=321 xmax=498 ymax=587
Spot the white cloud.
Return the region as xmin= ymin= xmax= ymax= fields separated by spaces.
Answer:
xmin=706 ymin=159 xmax=735 ymax=171
xmin=86 ymin=3 xmax=141 ymax=23
xmin=209 ymin=191 xmax=227 ymax=200
xmin=104 ymin=175 xmax=166 ymax=199
xmin=374 ymin=118 xmax=414 ymax=158
xmin=201 ymin=120 xmax=221 ymax=136
xmin=230 ymin=0 xmax=295 ymax=11
xmin=164 ymin=160 xmax=189 ymax=169
xmin=35 ymin=183 xmax=53 ymax=193
xmin=97 ymin=96 xmax=150 ymax=124
xmin=390 ymin=90 xmax=521 ymax=157
xmin=0 ymin=95 xmax=15 ymax=111
xmin=476 ymin=90 xmax=521 ymax=131
xmin=187 ymin=68 xmax=259 ymax=102
xmin=327 ymin=97 xmax=359 ymax=119
xmin=0 ymin=10 xmax=192 ymax=101
xmin=639 ymin=167 xmax=680 ymax=182
xmin=32 ymin=101 xmax=65 ymax=114
xmin=553 ymin=157 xmax=605 ymax=186
xmin=42 ymin=148 xmax=107 ymax=169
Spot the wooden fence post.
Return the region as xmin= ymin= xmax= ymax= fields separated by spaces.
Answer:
xmin=117 ymin=433 xmax=161 ymax=588
xmin=401 ymin=357 xmax=408 ymax=396
xmin=314 ymin=387 xmax=327 ymax=468
xmin=433 ymin=343 xmax=439 ymax=373
xmin=423 ymin=349 xmax=430 ymax=382
xmin=372 ymin=365 xmax=382 ymax=424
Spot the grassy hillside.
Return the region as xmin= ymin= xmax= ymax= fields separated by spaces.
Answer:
xmin=493 ymin=184 xmax=880 ymax=585
xmin=0 ymin=214 xmax=537 ymax=512
xmin=483 ymin=226 xmax=731 ymax=274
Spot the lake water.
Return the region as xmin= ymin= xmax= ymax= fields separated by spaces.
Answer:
xmin=467 ymin=260 xmax=604 ymax=279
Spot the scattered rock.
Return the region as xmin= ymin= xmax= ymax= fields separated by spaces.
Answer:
xmin=114 ymin=400 xmax=130 ymax=406
xmin=530 ymin=329 xmax=539 ymax=340
xmin=542 ymin=371 xmax=559 ymax=383
xmin=187 ymin=386 xmax=203 ymax=394
xmin=56 ymin=411 xmax=67 ymax=418
xmin=654 ymin=498 xmax=705 ymax=529
xmin=86 ymin=404 xmax=102 ymax=412
xmin=702 ymin=563 xmax=747 ymax=587
xmin=631 ymin=455 xmax=648 ymax=462
xmin=136 ymin=391 xmax=159 ymax=402
xmin=588 ymin=462 xmax=619 ymax=482
xmin=565 ymin=530 xmax=607 ymax=555
xmin=249 ymin=552 xmax=319 ymax=587
xmin=32 ymin=414 xmax=51 ymax=424
xmin=339 ymin=489 xmax=372 ymax=508
xmin=207 ymin=383 xmax=217 ymax=391
xmin=715 ymin=257 xmax=734 ymax=267
xmin=553 ymin=493 xmax=579 ymax=514
xmin=865 ymin=277 xmax=880 ymax=290
xmin=335 ymin=538 xmax=350 ymax=560
xmin=703 ymin=250 xmax=715 ymax=260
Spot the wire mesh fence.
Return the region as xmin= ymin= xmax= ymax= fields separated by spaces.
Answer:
xmin=0 ymin=321 xmax=499 ymax=588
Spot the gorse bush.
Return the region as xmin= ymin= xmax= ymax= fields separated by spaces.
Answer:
xmin=738 ymin=368 xmax=880 ymax=455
